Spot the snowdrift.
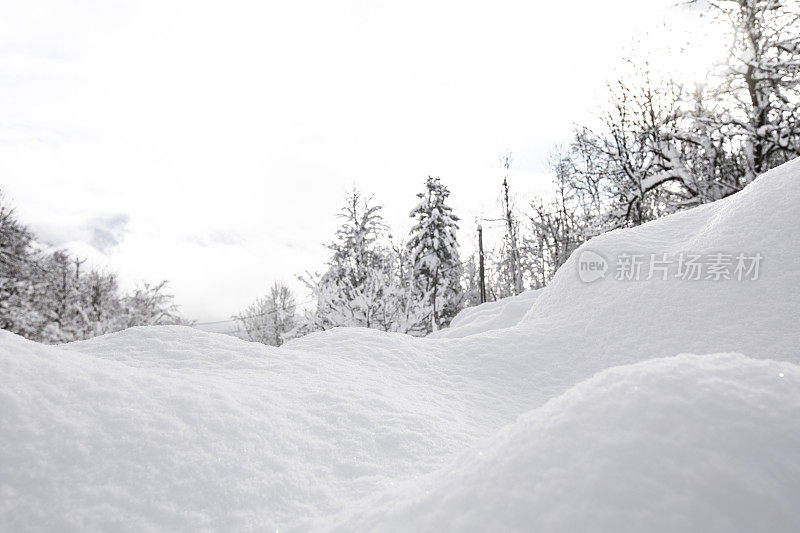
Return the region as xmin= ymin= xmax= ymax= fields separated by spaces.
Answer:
xmin=428 ymin=289 xmax=541 ymax=338
xmin=340 ymin=353 xmax=800 ymax=532
xmin=2 ymin=158 xmax=800 ymax=531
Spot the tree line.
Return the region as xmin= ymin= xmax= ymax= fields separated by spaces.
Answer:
xmin=0 ymin=194 xmax=184 ymax=343
xmin=501 ymin=0 xmax=799 ymax=291
xmin=236 ymin=0 xmax=799 ymax=345
xmin=1 ymin=1 xmax=795 ymax=346
xmin=236 ymin=177 xmax=466 ymax=343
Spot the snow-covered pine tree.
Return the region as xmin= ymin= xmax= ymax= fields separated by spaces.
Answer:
xmin=300 ymin=188 xmax=395 ymax=330
xmin=407 ymin=176 xmax=463 ymax=332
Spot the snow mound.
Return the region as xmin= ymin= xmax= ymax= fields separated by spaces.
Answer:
xmin=341 ymin=353 xmax=800 ymax=532
xmin=293 ymin=159 xmax=800 ymax=368
xmin=1 ymin=326 xmax=500 ymax=531
xmin=520 ymin=156 xmax=800 ymax=361
xmin=428 ymin=289 xmax=541 ymax=338
xmin=2 ymin=158 xmax=800 ymax=530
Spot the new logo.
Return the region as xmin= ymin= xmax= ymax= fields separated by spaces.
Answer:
xmin=577 ymin=250 xmax=608 ymax=283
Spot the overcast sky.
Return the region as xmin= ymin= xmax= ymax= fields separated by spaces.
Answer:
xmin=0 ymin=0 xmax=721 ymax=323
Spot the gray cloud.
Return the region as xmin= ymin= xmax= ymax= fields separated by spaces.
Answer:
xmin=87 ymin=213 xmax=130 ymax=252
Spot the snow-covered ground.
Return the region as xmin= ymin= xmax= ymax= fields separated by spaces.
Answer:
xmin=427 ymin=288 xmax=541 ymax=339
xmin=2 ymin=159 xmax=800 ymax=531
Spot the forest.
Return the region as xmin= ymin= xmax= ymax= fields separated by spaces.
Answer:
xmin=1 ymin=0 xmax=797 ymax=345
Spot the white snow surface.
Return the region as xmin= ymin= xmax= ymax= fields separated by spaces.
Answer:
xmin=428 ymin=289 xmax=541 ymax=338
xmin=2 ymin=158 xmax=800 ymax=531
xmin=340 ymin=353 xmax=800 ymax=532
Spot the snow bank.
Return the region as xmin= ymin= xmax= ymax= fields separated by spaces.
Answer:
xmin=519 ymin=156 xmax=800 ymax=362
xmin=340 ymin=353 xmax=800 ymax=532
xmin=2 ymin=159 xmax=800 ymax=530
xmin=428 ymin=289 xmax=541 ymax=338
xmin=1 ymin=327 xmax=488 ymax=531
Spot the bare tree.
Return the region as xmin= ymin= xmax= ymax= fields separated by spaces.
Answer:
xmin=235 ymin=281 xmax=298 ymax=346
xmin=499 ymin=154 xmax=525 ymax=295
xmin=702 ymin=0 xmax=800 ymax=179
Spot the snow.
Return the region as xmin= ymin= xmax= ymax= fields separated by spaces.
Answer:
xmin=517 ymin=153 xmax=799 ymax=362
xmin=340 ymin=353 xmax=800 ymax=532
xmin=2 ymin=158 xmax=800 ymax=530
xmin=428 ymin=289 xmax=541 ymax=338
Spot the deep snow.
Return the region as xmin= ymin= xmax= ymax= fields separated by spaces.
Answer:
xmin=340 ymin=353 xmax=800 ymax=532
xmin=427 ymin=288 xmax=541 ymax=339
xmin=2 ymin=158 xmax=800 ymax=531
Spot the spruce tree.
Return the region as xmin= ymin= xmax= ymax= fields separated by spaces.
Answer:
xmin=407 ymin=176 xmax=463 ymax=332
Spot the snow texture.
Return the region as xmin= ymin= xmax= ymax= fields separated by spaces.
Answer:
xmin=339 ymin=353 xmax=800 ymax=532
xmin=2 ymin=158 xmax=800 ymax=531
xmin=427 ymin=289 xmax=541 ymax=339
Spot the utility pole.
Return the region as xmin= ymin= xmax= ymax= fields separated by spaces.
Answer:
xmin=502 ymin=174 xmax=523 ymax=295
xmin=477 ymin=224 xmax=486 ymax=304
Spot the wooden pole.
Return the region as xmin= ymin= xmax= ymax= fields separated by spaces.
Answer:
xmin=478 ymin=224 xmax=486 ymax=304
